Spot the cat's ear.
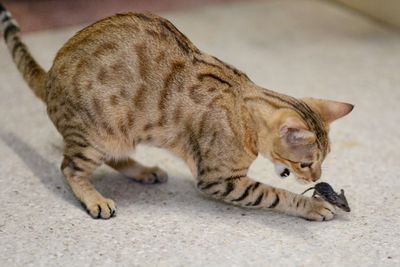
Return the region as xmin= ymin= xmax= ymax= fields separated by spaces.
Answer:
xmin=304 ymin=98 xmax=354 ymax=123
xmin=279 ymin=117 xmax=316 ymax=145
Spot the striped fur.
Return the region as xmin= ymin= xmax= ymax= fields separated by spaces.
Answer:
xmin=1 ymin=5 xmax=353 ymax=220
xmin=0 ymin=3 xmax=46 ymax=100
xmin=261 ymin=89 xmax=329 ymax=157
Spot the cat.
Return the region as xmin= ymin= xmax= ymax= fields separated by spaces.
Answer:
xmin=0 ymin=4 xmax=353 ymax=221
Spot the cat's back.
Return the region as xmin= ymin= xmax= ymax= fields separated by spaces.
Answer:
xmin=54 ymin=12 xmax=197 ymax=63
xmin=47 ymin=12 xmax=198 ymax=92
xmin=46 ymin=12 xmax=201 ymax=111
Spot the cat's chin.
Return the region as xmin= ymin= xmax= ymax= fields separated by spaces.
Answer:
xmin=295 ymin=176 xmax=312 ymax=185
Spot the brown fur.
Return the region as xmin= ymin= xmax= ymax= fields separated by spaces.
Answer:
xmin=1 ymin=8 xmax=353 ymax=220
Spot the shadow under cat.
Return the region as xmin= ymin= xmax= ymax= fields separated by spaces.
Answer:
xmin=0 ymin=130 xmax=325 ymax=233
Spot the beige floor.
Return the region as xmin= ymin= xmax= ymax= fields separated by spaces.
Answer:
xmin=0 ymin=0 xmax=399 ymax=266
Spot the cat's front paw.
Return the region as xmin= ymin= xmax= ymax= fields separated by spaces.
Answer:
xmin=84 ymin=197 xmax=116 ymax=219
xmin=304 ymin=198 xmax=336 ymax=221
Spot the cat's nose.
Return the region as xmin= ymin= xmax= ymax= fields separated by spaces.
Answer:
xmin=311 ymin=169 xmax=321 ymax=181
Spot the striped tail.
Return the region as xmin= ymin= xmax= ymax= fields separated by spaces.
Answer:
xmin=0 ymin=3 xmax=47 ymax=101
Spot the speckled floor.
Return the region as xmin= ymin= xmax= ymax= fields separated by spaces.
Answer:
xmin=0 ymin=0 xmax=399 ymax=266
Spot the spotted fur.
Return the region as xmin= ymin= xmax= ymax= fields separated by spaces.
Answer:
xmin=1 ymin=4 xmax=353 ymax=220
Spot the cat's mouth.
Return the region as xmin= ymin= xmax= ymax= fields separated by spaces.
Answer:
xmin=295 ymin=176 xmax=311 ymax=184
xmin=275 ymin=163 xmax=314 ymax=184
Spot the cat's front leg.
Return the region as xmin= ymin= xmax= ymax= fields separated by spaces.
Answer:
xmin=197 ymin=175 xmax=336 ymax=221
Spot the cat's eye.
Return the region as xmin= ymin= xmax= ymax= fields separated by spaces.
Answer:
xmin=300 ymin=162 xmax=313 ymax=169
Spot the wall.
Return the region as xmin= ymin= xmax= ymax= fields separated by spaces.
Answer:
xmin=336 ymin=0 xmax=400 ymax=28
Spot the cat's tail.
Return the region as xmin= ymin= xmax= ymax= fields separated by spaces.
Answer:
xmin=0 ymin=3 xmax=47 ymax=101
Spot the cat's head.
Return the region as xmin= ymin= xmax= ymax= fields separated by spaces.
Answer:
xmin=262 ymin=98 xmax=353 ymax=183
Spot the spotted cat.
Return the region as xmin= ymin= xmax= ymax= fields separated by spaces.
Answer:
xmin=0 ymin=4 xmax=353 ymax=220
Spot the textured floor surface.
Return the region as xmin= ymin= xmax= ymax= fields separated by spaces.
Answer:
xmin=0 ymin=0 xmax=399 ymax=266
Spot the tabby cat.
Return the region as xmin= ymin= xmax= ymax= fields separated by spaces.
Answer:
xmin=0 ymin=4 xmax=353 ymax=221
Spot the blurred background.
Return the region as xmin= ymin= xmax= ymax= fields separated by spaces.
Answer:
xmin=3 ymin=0 xmax=400 ymax=32
xmin=3 ymin=0 xmax=248 ymax=32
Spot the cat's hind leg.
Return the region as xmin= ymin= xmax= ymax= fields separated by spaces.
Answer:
xmin=106 ymin=158 xmax=168 ymax=184
xmin=61 ymin=141 xmax=116 ymax=219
